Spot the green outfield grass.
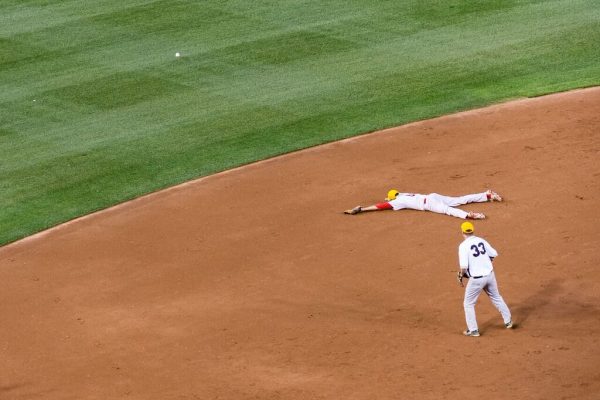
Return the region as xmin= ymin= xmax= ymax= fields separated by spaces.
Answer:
xmin=1 ymin=0 xmax=599 ymax=245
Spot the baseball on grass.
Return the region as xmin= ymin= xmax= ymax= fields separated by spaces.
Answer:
xmin=175 ymin=52 xmax=181 ymax=58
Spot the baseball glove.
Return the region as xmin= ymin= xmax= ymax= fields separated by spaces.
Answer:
xmin=344 ymin=206 xmax=362 ymax=215
xmin=456 ymin=271 xmax=466 ymax=287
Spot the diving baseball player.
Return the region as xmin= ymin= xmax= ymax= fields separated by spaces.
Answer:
xmin=344 ymin=189 xmax=502 ymax=219
xmin=458 ymin=221 xmax=513 ymax=337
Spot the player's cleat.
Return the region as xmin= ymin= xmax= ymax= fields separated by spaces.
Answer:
xmin=505 ymin=320 xmax=513 ymax=329
xmin=344 ymin=206 xmax=362 ymax=215
xmin=463 ymin=329 xmax=480 ymax=337
xmin=486 ymin=190 xmax=503 ymax=202
xmin=467 ymin=212 xmax=486 ymax=220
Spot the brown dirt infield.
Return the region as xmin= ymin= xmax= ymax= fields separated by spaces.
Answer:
xmin=1 ymin=87 xmax=599 ymax=400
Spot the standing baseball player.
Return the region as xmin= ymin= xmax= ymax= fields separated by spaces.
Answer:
xmin=344 ymin=189 xmax=502 ymax=219
xmin=458 ymin=221 xmax=513 ymax=337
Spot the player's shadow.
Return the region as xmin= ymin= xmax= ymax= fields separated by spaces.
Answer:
xmin=480 ymin=279 xmax=561 ymax=331
xmin=511 ymin=279 xmax=562 ymax=327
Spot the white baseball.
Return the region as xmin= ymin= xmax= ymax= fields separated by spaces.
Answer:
xmin=175 ymin=52 xmax=181 ymax=58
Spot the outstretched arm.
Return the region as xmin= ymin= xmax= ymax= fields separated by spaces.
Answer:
xmin=344 ymin=202 xmax=392 ymax=215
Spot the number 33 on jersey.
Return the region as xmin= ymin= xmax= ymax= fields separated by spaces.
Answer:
xmin=459 ymin=236 xmax=498 ymax=277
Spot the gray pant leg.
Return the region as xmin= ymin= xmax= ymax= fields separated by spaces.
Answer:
xmin=463 ymin=278 xmax=485 ymax=331
xmin=483 ymin=271 xmax=512 ymax=324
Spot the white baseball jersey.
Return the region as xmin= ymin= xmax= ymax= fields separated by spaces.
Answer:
xmin=388 ymin=193 xmax=426 ymax=211
xmin=458 ymin=235 xmax=498 ymax=277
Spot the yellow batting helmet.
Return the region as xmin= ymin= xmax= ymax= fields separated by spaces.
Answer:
xmin=461 ymin=221 xmax=474 ymax=234
xmin=385 ymin=189 xmax=399 ymax=201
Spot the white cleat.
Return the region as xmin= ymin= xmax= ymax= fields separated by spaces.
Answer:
xmin=467 ymin=212 xmax=486 ymax=220
xmin=487 ymin=190 xmax=503 ymax=202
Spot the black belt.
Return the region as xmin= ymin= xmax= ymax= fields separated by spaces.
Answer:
xmin=471 ymin=275 xmax=488 ymax=279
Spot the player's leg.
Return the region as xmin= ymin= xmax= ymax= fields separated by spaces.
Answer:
xmin=424 ymin=198 xmax=479 ymax=219
xmin=428 ymin=192 xmax=488 ymax=207
xmin=445 ymin=206 xmax=471 ymax=219
xmin=483 ymin=272 xmax=512 ymax=325
xmin=463 ymin=278 xmax=485 ymax=334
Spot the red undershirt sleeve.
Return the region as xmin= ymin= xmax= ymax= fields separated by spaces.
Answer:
xmin=376 ymin=202 xmax=393 ymax=210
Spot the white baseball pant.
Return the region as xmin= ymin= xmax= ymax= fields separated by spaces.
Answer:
xmin=424 ymin=192 xmax=488 ymax=219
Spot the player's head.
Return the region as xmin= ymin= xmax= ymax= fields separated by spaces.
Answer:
xmin=461 ymin=221 xmax=474 ymax=235
xmin=385 ymin=189 xmax=399 ymax=201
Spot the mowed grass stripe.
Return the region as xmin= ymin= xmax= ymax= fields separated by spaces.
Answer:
xmin=1 ymin=0 xmax=599 ymax=244
xmin=0 ymin=0 xmax=157 ymax=36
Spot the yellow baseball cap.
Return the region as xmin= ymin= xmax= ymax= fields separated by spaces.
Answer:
xmin=461 ymin=221 xmax=474 ymax=234
xmin=385 ymin=189 xmax=399 ymax=201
